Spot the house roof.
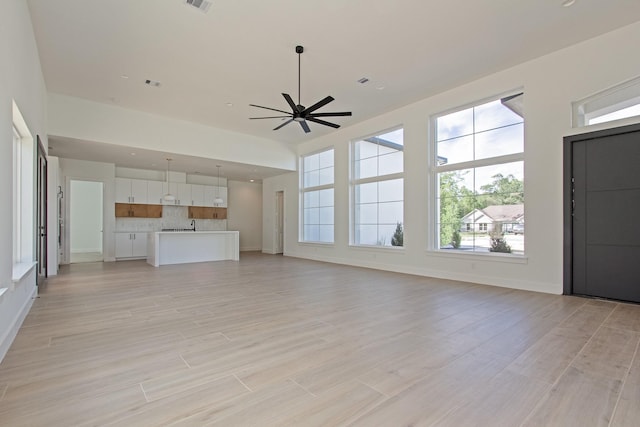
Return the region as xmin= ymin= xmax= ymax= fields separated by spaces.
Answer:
xmin=480 ymin=204 xmax=524 ymax=222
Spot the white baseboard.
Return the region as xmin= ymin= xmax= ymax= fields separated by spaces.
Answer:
xmin=0 ymin=286 xmax=37 ymax=363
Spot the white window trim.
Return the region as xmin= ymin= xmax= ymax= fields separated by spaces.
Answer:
xmin=573 ymin=75 xmax=640 ymax=127
xmin=350 ymin=126 xmax=405 ymax=248
xmin=300 ymin=147 xmax=335 ymax=244
xmin=429 ymin=91 xmax=525 ymax=255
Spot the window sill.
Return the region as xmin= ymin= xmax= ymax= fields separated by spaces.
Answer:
xmin=298 ymin=241 xmax=335 ymax=247
xmin=426 ymin=249 xmax=527 ymax=264
xmin=349 ymin=244 xmax=405 ymax=253
xmin=12 ymin=261 xmax=37 ymax=283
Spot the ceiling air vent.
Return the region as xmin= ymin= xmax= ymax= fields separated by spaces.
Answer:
xmin=185 ymin=0 xmax=212 ymax=13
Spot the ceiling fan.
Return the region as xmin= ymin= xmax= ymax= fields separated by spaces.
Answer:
xmin=250 ymin=45 xmax=352 ymax=133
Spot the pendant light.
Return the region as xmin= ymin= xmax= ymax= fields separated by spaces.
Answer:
xmin=214 ymin=165 xmax=224 ymax=205
xmin=163 ymin=158 xmax=176 ymax=202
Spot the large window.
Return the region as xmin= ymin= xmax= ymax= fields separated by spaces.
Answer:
xmin=352 ymin=128 xmax=404 ymax=247
xmin=433 ymin=93 xmax=524 ymax=255
xmin=12 ymin=109 xmax=34 ymax=266
xmin=301 ymin=148 xmax=334 ymax=243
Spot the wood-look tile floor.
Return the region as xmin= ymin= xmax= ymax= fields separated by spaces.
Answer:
xmin=1 ymin=252 xmax=639 ymax=426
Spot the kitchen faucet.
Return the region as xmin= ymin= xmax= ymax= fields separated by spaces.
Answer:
xmin=190 ymin=219 xmax=196 ymax=231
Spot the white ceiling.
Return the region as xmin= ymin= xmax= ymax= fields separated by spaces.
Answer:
xmin=27 ymin=0 xmax=640 ymax=179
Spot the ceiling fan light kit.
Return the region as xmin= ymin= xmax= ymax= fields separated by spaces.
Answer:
xmin=250 ymin=45 xmax=352 ymax=133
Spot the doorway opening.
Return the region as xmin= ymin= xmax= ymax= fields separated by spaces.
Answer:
xmin=275 ymin=191 xmax=284 ymax=254
xmin=70 ymin=180 xmax=104 ymax=263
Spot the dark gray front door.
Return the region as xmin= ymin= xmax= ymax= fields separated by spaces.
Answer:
xmin=565 ymin=123 xmax=640 ymax=302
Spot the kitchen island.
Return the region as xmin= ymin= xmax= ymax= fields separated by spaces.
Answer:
xmin=147 ymin=231 xmax=239 ymax=267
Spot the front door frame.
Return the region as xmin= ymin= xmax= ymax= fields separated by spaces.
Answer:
xmin=36 ymin=136 xmax=48 ymax=285
xmin=563 ymin=122 xmax=640 ymax=295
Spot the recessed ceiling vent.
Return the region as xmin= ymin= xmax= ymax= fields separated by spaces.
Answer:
xmin=185 ymin=0 xmax=212 ymax=13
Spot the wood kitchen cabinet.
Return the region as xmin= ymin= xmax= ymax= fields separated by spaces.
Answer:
xmin=188 ymin=206 xmax=227 ymax=219
xmin=115 ymin=203 xmax=162 ymax=218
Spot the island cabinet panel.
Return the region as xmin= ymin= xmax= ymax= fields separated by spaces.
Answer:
xmin=188 ymin=207 xmax=227 ymax=219
xmin=115 ymin=203 xmax=162 ymax=218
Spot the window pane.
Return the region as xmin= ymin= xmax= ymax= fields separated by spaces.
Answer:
xmin=379 ymin=151 xmax=403 ymax=176
xmin=354 ymin=140 xmax=378 ymax=160
xmin=318 ymin=149 xmax=334 ymax=168
xmin=304 ymin=154 xmax=319 ymax=172
xmin=379 ymin=179 xmax=403 ymax=202
xmin=304 ymin=207 xmax=319 ymax=225
xmin=304 ymin=170 xmax=319 ymax=188
xmin=355 ymin=157 xmax=378 ymax=179
xmin=318 ymin=166 xmax=334 ymax=186
xmin=474 ymin=99 xmax=523 ymax=133
xmin=356 ymin=182 xmax=378 ymax=204
xmin=319 ymin=188 xmax=334 ymax=207
xmin=318 ymin=225 xmax=334 ymax=243
xmin=319 ymin=207 xmax=333 ymax=225
xmin=304 ymin=225 xmax=319 ymax=241
xmin=304 ymin=190 xmax=319 ymax=208
xmin=356 ymin=203 xmax=378 ymax=224
xmin=356 ymin=225 xmax=378 ymax=245
xmin=437 ymin=107 xmax=474 ymax=141
xmin=475 ymin=123 xmax=524 ymax=160
xmin=378 ymin=224 xmax=397 ymax=247
xmin=379 ymin=201 xmax=403 ymax=224
xmin=437 ymin=135 xmax=474 ymax=165
xmin=474 ymin=161 xmax=524 ymax=194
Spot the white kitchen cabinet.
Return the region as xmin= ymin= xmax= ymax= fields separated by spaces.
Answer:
xmin=147 ymin=180 xmax=165 ymax=205
xmin=203 ymin=186 xmax=216 ymax=207
xmin=163 ymin=183 xmax=192 ymax=206
xmin=115 ymin=232 xmax=147 ymax=258
xmin=115 ymin=178 xmax=148 ymax=204
xmin=191 ymin=184 xmax=205 ymax=206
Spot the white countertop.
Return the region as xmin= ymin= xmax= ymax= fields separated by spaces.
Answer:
xmin=155 ymin=230 xmax=237 ymax=234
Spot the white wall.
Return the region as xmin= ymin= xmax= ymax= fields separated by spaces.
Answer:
xmin=228 ymin=181 xmax=263 ymax=251
xmin=263 ymin=21 xmax=640 ymax=295
xmin=70 ymin=180 xmax=103 ymax=253
xmin=0 ymin=0 xmax=48 ymax=361
xmin=47 ymin=94 xmax=298 ymax=173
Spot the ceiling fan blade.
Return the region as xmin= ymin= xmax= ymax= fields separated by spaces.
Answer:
xmin=282 ymin=93 xmax=298 ymax=112
xmin=249 ymin=115 xmax=292 ymax=119
xmin=306 ymin=117 xmax=340 ymax=129
xmin=308 ymin=111 xmax=352 ymax=117
xmin=300 ymin=120 xmax=311 ymax=133
xmin=273 ymin=119 xmax=294 ymax=131
xmin=249 ymin=104 xmax=291 ymax=115
xmin=302 ymin=96 xmax=334 ymax=115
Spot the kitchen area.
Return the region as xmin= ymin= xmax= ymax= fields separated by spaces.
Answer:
xmin=54 ymin=157 xmax=263 ymax=271
xmin=114 ymin=174 xmax=239 ymax=265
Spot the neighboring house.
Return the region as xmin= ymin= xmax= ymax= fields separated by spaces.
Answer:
xmin=460 ymin=204 xmax=524 ymax=233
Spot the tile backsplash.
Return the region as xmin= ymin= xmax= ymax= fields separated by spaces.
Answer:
xmin=116 ymin=205 xmax=227 ymax=232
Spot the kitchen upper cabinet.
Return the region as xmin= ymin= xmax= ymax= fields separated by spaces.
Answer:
xmin=115 ymin=232 xmax=147 ymax=258
xmin=115 ymin=203 xmax=162 ymax=218
xmin=163 ymin=183 xmax=192 ymax=206
xmin=115 ymin=178 xmax=148 ymax=204
xmin=191 ymin=184 xmax=205 ymax=207
xmin=147 ymin=180 xmax=165 ymax=205
xmin=188 ymin=206 xmax=228 ymax=219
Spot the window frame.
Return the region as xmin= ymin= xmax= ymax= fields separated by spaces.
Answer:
xmin=299 ymin=147 xmax=335 ymax=244
xmin=350 ymin=126 xmax=405 ymax=248
xmin=429 ymin=91 xmax=525 ymax=256
xmin=573 ymin=76 xmax=640 ymax=127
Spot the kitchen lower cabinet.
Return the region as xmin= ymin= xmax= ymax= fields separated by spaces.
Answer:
xmin=115 ymin=232 xmax=148 ymax=258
